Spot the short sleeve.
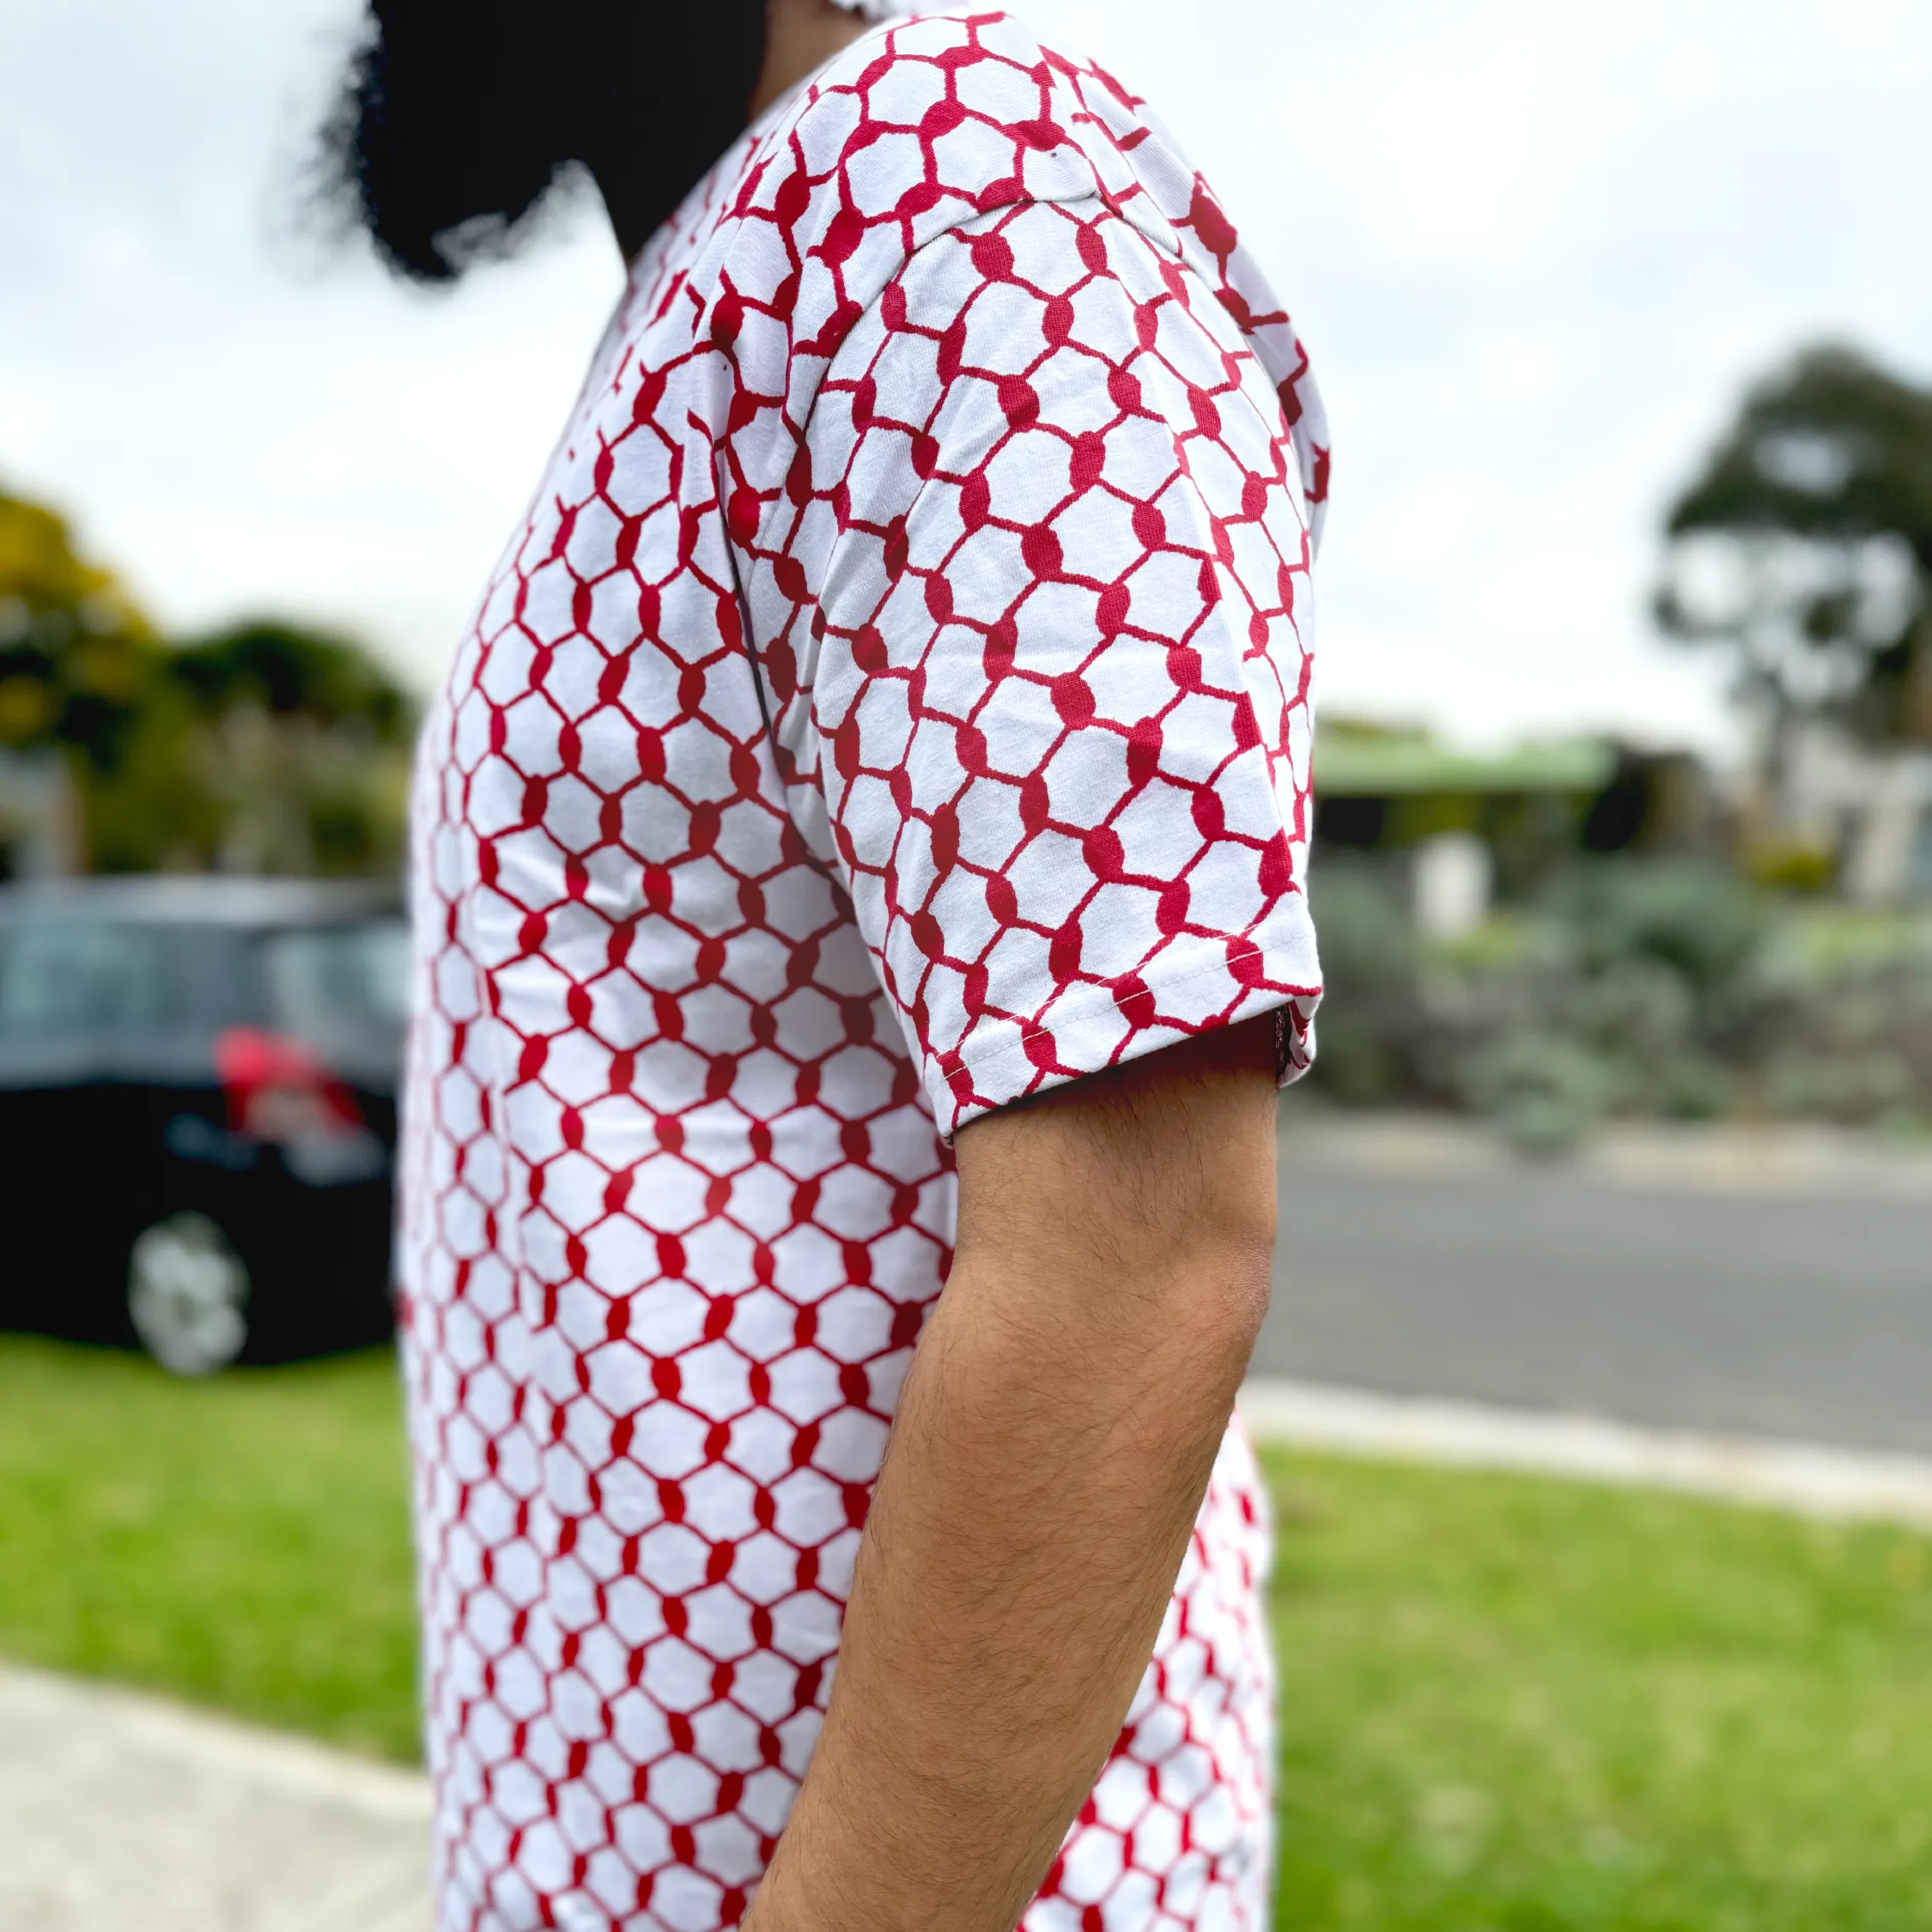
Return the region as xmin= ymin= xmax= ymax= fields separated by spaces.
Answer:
xmin=785 ymin=197 xmax=1321 ymax=1137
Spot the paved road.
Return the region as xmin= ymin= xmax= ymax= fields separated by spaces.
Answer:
xmin=1257 ymin=1120 xmax=1932 ymax=1456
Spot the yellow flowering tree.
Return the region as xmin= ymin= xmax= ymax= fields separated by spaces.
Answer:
xmin=0 ymin=486 xmax=415 ymax=876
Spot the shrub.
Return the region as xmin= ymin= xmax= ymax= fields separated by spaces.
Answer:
xmin=1303 ymin=852 xmax=1932 ymax=1135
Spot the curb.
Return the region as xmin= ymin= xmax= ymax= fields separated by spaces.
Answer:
xmin=1277 ymin=1111 xmax=1932 ymax=1200
xmin=1238 ymin=1376 xmax=1932 ymax=1527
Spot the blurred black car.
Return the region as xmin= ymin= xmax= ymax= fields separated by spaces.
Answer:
xmin=0 ymin=877 xmax=407 ymax=1373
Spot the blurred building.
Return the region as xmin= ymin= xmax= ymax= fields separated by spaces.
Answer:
xmin=1312 ymin=720 xmax=1726 ymax=935
xmin=1776 ymin=722 xmax=1932 ymax=906
xmin=0 ymin=750 xmax=80 ymax=880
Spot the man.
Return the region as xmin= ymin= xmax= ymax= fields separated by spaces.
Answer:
xmin=328 ymin=2 xmax=1327 ymax=1925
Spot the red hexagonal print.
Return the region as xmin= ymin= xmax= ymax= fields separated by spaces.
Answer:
xmin=399 ymin=10 xmax=1327 ymax=1930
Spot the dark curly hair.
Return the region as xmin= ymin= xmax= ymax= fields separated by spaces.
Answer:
xmin=320 ymin=0 xmax=768 ymax=283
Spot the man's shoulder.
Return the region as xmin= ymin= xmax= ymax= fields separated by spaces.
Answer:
xmin=712 ymin=10 xmax=1155 ymax=324
xmin=778 ymin=8 xmax=1146 ymax=160
xmin=690 ymin=5 xmax=1327 ymax=550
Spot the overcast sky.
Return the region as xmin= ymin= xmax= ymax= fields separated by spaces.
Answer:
xmin=4 ymin=0 xmax=1930 ymax=759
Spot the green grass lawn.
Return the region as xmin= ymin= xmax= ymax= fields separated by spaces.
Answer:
xmin=0 ymin=1334 xmax=417 ymax=1759
xmin=1262 ymin=1450 xmax=1932 ymax=1930
xmin=3 ymin=1335 xmax=1930 ymax=1927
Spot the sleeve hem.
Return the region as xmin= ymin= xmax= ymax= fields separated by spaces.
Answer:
xmin=930 ymin=896 xmax=1323 ymax=1139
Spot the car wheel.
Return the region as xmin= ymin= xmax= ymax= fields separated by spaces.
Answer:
xmin=127 ymin=1212 xmax=251 ymax=1376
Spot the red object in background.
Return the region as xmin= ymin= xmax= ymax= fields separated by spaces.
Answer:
xmin=214 ymin=1026 xmax=362 ymax=1143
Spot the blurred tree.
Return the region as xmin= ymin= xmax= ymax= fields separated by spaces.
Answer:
xmin=0 ymin=485 xmax=416 ymax=875
xmin=167 ymin=620 xmax=414 ymax=742
xmin=0 ymin=489 xmax=161 ymax=771
xmin=1655 ymin=344 xmax=1932 ymax=815
xmin=161 ymin=620 xmax=419 ymax=876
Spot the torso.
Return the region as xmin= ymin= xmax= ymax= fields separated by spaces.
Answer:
xmin=401 ymin=13 xmax=1325 ymax=1928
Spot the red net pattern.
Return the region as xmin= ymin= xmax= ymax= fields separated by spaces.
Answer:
xmin=400 ymin=12 xmax=1326 ymax=1929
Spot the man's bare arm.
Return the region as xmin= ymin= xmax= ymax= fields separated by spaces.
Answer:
xmin=744 ymin=1017 xmax=1279 ymax=1932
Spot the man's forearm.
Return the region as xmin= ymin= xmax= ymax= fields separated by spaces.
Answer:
xmin=745 ymin=1024 xmax=1278 ymax=1932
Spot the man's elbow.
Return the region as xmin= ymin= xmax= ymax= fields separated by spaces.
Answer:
xmin=1189 ymin=1220 xmax=1275 ymax=1364
xmin=1141 ymin=1190 xmax=1276 ymax=1389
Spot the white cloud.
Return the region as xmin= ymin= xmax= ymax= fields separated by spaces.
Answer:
xmin=4 ymin=0 xmax=1929 ymax=762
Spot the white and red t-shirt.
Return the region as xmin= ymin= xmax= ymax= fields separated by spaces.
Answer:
xmin=400 ymin=11 xmax=1327 ymax=1929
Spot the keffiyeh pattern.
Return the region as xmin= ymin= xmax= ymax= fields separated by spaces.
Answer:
xmin=401 ymin=11 xmax=1326 ymax=1929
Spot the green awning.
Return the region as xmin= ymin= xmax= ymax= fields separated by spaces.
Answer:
xmin=1314 ymin=732 xmax=1617 ymax=799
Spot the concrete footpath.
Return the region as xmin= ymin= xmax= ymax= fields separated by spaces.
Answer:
xmin=0 ymin=1664 xmax=429 ymax=1932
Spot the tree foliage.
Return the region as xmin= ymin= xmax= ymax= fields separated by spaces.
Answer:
xmin=0 ymin=487 xmax=416 ymax=876
xmin=1656 ymin=344 xmax=1932 ymax=775
xmin=0 ymin=490 xmax=157 ymax=774
xmin=168 ymin=620 xmax=416 ymax=744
